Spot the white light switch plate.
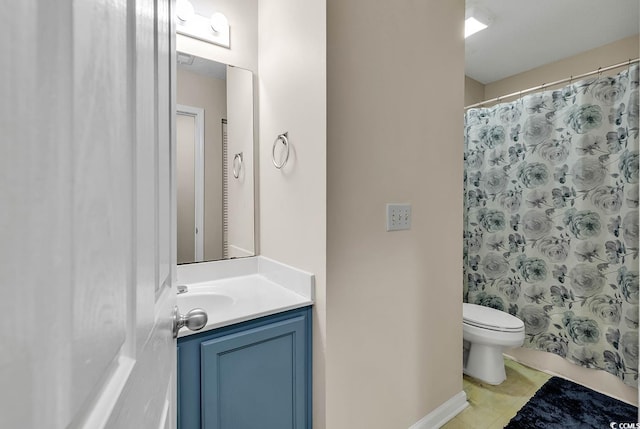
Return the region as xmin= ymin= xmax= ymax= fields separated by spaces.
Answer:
xmin=386 ymin=203 xmax=411 ymax=231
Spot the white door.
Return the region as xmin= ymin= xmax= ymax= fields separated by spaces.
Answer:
xmin=0 ymin=1 xmax=176 ymax=428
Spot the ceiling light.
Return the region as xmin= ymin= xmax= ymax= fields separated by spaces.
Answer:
xmin=465 ymin=17 xmax=488 ymax=38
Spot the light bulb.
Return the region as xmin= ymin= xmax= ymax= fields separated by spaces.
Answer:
xmin=210 ymin=12 xmax=228 ymax=33
xmin=176 ymin=0 xmax=194 ymax=22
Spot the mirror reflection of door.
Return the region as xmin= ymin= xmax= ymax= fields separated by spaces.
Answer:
xmin=177 ymin=106 xmax=205 ymax=263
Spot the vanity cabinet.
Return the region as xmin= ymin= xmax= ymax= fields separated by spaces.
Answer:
xmin=177 ymin=306 xmax=312 ymax=429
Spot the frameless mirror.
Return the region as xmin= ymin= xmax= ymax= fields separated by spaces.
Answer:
xmin=176 ymin=52 xmax=255 ymax=264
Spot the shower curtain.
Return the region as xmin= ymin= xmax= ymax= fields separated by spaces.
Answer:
xmin=463 ymin=64 xmax=639 ymax=387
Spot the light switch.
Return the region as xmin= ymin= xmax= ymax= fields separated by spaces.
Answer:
xmin=386 ymin=203 xmax=411 ymax=231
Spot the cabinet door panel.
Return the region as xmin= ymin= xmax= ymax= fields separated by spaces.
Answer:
xmin=201 ymin=316 xmax=307 ymax=429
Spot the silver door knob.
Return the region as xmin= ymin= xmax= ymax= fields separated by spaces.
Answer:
xmin=173 ymin=305 xmax=208 ymax=338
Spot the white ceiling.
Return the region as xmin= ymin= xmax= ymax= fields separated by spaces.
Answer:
xmin=465 ymin=0 xmax=639 ymax=84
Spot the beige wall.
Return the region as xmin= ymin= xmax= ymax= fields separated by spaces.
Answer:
xmin=257 ymin=0 xmax=327 ymax=427
xmin=465 ymin=35 xmax=639 ymax=108
xmin=177 ymin=68 xmax=227 ymax=261
xmin=465 ymin=75 xmax=485 ymax=107
xmin=326 ymin=1 xmax=465 ymax=428
xmin=485 ymin=34 xmax=639 ymax=101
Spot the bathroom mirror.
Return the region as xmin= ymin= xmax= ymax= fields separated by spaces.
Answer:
xmin=176 ymin=52 xmax=255 ymax=264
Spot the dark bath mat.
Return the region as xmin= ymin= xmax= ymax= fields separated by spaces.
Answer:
xmin=504 ymin=376 xmax=638 ymax=428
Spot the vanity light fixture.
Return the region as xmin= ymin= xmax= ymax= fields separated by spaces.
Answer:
xmin=464 ymin=16 xmax=488 ymax=38
xmin=176 ymin=4 xmax=230 ymax=49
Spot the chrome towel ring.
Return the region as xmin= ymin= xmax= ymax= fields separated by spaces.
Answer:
xmin=233 ymin=152 xmax=243 ymax=178
xmin=272 ymin=132 xmax=290 ymax=169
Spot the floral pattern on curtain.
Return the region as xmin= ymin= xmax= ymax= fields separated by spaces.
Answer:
xmin=463 ymin=64 xmax=639 ymax=387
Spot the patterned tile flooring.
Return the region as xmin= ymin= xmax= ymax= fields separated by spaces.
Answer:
xmin=442 ymin=358 xmax=551 ymax=429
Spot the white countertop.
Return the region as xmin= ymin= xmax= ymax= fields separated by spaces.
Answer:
xmin=176 ymin=257 xmax=315 ymax=338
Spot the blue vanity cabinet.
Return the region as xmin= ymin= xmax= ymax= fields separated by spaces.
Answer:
xmin=177 ymin=306 xmax=312 ymax=429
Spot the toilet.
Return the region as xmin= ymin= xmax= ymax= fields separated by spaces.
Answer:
xmin=463 ymin=303 xmax=525 ymax=385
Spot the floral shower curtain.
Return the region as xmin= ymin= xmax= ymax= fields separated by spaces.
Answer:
xmin=463 ymin=64 xmax=639 ymax=387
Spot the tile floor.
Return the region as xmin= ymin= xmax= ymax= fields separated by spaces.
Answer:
xmin=441 ymin=358 xmax=551 ymax=429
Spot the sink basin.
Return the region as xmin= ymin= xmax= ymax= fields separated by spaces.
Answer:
xmin=177 ymin=291 xmax=235 ymax=317
xmin=174 ymin=273 xmax=314 ymax=337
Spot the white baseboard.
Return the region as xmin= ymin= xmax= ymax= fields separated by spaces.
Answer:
xmin=409 ymin=391 xmax=468 ymax=429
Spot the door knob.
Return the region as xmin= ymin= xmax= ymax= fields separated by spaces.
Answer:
xmin=173 ymin=305 xmax=208 ymax=338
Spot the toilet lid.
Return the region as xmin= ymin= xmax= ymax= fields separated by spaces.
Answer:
xmin=463 ymin=303 xmax=524 ymax=332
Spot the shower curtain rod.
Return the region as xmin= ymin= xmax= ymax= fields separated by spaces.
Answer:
xmin=465 ymin=57 xmax=639 ymax=110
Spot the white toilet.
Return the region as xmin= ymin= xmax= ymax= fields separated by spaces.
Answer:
xmin=463 ymin=303 xmax=525 ymax=385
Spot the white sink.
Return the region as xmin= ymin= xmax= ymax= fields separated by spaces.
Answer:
xmin=175 ymin=274 xmax=313 ymax=337
xmin=177 ymin=291 xmax=235 ymax=318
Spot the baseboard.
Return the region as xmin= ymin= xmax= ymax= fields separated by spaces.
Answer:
xmin=408 ymin=391 xmax=469 ymax=429
xmin=503 ymin=350 xmax=639 ymax=406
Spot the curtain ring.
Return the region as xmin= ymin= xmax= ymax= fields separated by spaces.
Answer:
xmin=569 ymin=75 xmax=573 ymax=85
xmin=598 ymin=67 xmax=602 ymax=78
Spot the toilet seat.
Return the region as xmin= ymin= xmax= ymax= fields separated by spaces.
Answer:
xmin=463 ymin=303 xmax=524 ymax=333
